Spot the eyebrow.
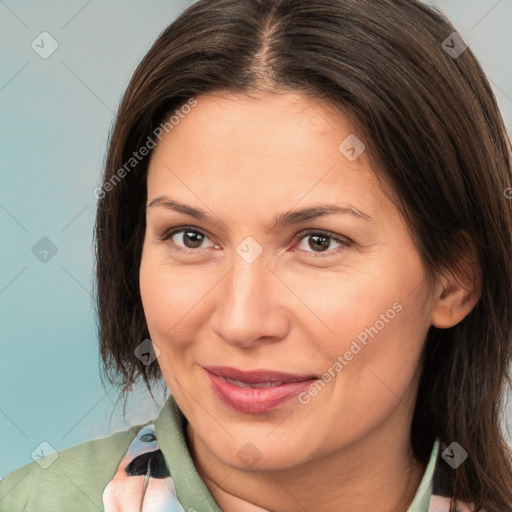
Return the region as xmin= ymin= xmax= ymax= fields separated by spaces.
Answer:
xmin=147 ymin=195 xmax=374 ymax=227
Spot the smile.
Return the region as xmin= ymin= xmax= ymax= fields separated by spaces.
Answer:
xmin=204 ymin=366 xmax=318 ymax=413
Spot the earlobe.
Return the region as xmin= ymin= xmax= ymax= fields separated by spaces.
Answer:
xmin=429 ymin=239 xmax=482 ymax=329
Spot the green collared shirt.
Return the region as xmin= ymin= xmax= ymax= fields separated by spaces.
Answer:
xmin=0 ymin=394 xmax=439 ymax=511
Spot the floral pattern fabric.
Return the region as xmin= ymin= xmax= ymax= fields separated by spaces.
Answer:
xmin=103 ymin=424 xmax=185 ymax=512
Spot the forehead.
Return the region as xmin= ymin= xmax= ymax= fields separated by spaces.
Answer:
xmin=146 ymin=92 xmax=388 ymax=221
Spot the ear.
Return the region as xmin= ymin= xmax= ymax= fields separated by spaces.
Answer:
xmin=430 ymin=233 xmax=482 ymax=329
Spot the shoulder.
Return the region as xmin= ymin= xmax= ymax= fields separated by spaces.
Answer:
xmin=0 ymin=424 xmax=144 ymax=512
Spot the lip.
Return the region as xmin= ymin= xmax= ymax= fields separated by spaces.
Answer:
xmin=204 ymin=366 xmax=318 ymax=413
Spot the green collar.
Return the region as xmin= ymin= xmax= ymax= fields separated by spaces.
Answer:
xmin=154 ymin=394 xmax=223 ymax=511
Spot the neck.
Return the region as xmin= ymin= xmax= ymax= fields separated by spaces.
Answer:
xmin=186 ymin=419 xmax=427 ymax=512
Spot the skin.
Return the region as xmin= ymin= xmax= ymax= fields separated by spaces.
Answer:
xmin=139 ymin=91 xmax=480 ymax=512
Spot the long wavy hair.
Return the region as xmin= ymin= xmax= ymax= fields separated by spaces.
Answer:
xmin=94 ymin=0 xmax=512 ymax=509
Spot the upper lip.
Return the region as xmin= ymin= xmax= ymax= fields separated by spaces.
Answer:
xmin=204 ymin=366 xmax=317 ymax=384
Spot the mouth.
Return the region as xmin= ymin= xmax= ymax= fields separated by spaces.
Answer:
xmin=203 ymin=366 xmax=318 ymax=413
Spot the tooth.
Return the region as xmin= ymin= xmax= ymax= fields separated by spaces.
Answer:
xmin=251 ymin=382 xmax=272 ymax=388
xmin=224 ymin=377 xmax=252 ymax=387
xmin=222 ymin=377 xmax=284 ymax=388
xmin=253 ymin=381 xmax=285 ymax=388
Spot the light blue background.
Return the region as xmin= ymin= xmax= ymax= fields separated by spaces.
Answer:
xmin=1 ymin=0 xmax=511 ymax=477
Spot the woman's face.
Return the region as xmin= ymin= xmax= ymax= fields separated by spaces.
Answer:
xmin=140 ymin=91 xmax=436 ymax=470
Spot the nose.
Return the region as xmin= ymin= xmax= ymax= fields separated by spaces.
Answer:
xmin=210 ymin=252 xmax=290 ymax=349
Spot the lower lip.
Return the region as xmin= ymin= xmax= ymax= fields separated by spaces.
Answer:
xmin=205 ymin=370 xmax=317 ymax=413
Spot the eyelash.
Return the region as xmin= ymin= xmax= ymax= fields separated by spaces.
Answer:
xmin=158 ymin=225 xmax=352 ymax=256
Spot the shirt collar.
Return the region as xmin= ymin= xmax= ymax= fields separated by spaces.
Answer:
xmin=408 ymin=439 xmax=440 ymax=512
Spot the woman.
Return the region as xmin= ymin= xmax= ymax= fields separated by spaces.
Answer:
xmin=1 ymin=0 xmax=511 ymax=511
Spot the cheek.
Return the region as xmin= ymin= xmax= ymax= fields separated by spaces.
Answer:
xmin=328 ymin=290 xmax=428 ymax=412
xmin=139 ymin=247 xmax=214 ymax=350
xmin=139 ymin=250 xmax=200 ymax=394
xmin=285 ymin=266 xmax=409 ymax=357
xmin=139 ymin=255 xmax=171 ymax=335
xmin=302 ymin=262 xmax=429 ymax=396
xmin=311 ymin=298 xmax=428 ymax=446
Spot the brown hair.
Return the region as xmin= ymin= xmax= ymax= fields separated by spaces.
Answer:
xmin=94 ymin=0 xmax=512 ymax=509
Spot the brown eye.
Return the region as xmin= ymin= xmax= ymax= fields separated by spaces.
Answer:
xmin=160 ymin=227 xmax=216 ymax=251
xmin=308 ymin=233 xmax=331 ymax=252
xmin=181 ymin=230 xmax=205 ymax=248
xmin=295 ymin=230 xmax=351 ymax=254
